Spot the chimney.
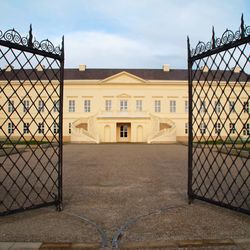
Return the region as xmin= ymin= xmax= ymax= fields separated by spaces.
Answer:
xmin=201 ymin=65 xmax=209 ymax=73
xmin=36 ymin=64 xmax=45 ymax=71
xmin=232 ymin=66 xmax=241 ymax=73
xmin=5 ymin=65 xmax=13 ymax=71
xmin=163 ymin=64 xmax=170 ymax=72
xmin=79 ymin=64 xmax=86 ymax=71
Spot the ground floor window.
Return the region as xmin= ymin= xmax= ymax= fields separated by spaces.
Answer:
xmin=199 ymin=122 xmax=206 ymax=135
xmin=53 ymin=123 xmax=59 ymax=134
xmin=243 ymin=123 xmax=250 ymax=136
xmin=185 ymin=123 xmax=188 ymax=134
xmin=38 ymin=123 xmax=44 ymax=134
xmin=215 ymin=122 xmax=221 ymax=135
xmin=8 ymin=122 xmax=15 ymax=134
xmin=69 ymin=123 xmax=72 ymax=134
xmin=229 ymin=123 xmax=236 ymax=134
xmin=23 ymin=123 xmax=30 ymax=134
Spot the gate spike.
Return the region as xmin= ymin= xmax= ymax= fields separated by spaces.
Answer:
xmin=187 ymin=36 xmax=191 ymax=58
xmin=61 ymin=35 xmax=64 ymax=58
xmin=241 ymin=13 xmax=245 ymax=38
xmin=28 ymin=24 xmax=33 ymax=48
xmin=212 ymin=26 xmax=215 ymax=49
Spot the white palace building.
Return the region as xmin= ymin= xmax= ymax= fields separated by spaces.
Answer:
xmin=1 ymin=64 xmax=249 ymax=143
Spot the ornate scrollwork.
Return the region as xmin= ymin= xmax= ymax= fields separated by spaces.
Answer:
xmin=0 ymin=26 xmax=63 ymax=56
xmin=190 ymin=14 xmax=250 ymax=57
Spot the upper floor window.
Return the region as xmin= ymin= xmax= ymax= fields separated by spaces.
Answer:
xmin=84 ymin=100 xmax=91 ymax=112
xmin=38 ymin=100 xmax=45 ymax=112
xmin=53 ymin=100 xmax=59 ymax=112
xmin=136 ymin=100 xmax=142 ymax=112
xmin=105 ymin=100 xmax=112 ymax=111
xmin=120 ymin=100 xmax=128 ymax=112
xmin=23 ymin=123 xmax=30 ymax=134
xmin=215 ymin=100 xmax=221 ymax=113
xmin=8 ymin=100 xmax=14 ymax=113
xmin=154 ymin=100 xmax=161 ymax=113
xmin=8 ymin=122 xmax=15 ymax=134
xmin=23 ymin=100 xmax=30 ymax=113
xmin=69 ymin=100 xmax=75 ymax=112
xmin=200 ymin=100 xmax=206 ymax=113
xmin=170 ymin=100 xmax=176 ymax=113
xmin=185 ymin=100 xmax=188 ymax=113
xmin=229 ymin=101 xmax=235 ymax=113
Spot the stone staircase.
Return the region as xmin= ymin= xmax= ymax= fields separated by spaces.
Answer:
xmin=147 ymin=115 xmax=176 ymax=143
xmin=70 ymin=115 xmax=99 ymax=143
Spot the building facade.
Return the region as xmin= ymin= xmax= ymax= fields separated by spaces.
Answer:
xmin=0 ymin=64 xmax=249 ymax=143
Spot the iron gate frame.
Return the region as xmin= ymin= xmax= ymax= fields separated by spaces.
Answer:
xmin=187 ymin=15 xmax=250 ymax=215
xmin=0 ymin=26 xmax=64 ymax=216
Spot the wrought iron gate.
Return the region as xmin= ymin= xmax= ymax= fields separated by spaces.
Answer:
xmin=0 ymin=26 xmax=64 ymax=216
xmin=188 ymin=15 xmax=250 ymax=215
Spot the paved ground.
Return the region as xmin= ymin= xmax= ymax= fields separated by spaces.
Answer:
xmin=0 ymin=144 xmax=250 ymax=249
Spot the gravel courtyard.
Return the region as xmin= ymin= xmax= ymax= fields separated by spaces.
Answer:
xmin=0 ymin=143 xmax=250 ymax=249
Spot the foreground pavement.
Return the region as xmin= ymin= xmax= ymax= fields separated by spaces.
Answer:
xmin=0 ymin=144 xmax=249 ymax=249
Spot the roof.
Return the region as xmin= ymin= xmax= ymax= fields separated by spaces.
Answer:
xmin=64 ymin=68 xmax=188 ymax=81
xmin=0 ymin=68 xmax=249 ymax=82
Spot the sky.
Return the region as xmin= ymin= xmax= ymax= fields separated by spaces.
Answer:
xmin=1 ymin=0 xmax=249 ymax=69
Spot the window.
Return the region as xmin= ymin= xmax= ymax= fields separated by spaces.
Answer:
xmin=229 ymin=101 xmax=235 ymax=113
xmin=120 ymin=100 xmax=128 ymax=112
xmin=170 ymin=100 xmax=176 ymax=113
xmin=243 ymin=101 xmax=249 ymax=113
xmin=38 ymin=100 xmax=45 ymax=112
xmin=38 ymin=123 xmax=44 ymax=134
xmin=23 ymin=100 xmax=30 ymax=112
xmin=185 ymin=123 xmax=188 ymax=134
xmin=199 ymin=122 xmax=206 ymax=135
xmin=84 ymin=100 xmax=91 ymax=112
xmin=105 ymin=100 xmax=112 ymax=111
xmin=53 ymin=100 xmax=59 ymax=112
xmin=200 ymin=101 xmax=206 ymax=113
xmin=53 ymin=123 xmax=59 ymax=134
xmin=8 ymin=100 xmax=14 ymax=113
xmin=185 ymin=100 xmax=188 ymax=113
xmin=23 ymin=123 xmax=29 ymax=134
xmin=8 ymin=122 xmax=14 ymax=134
xmin=136 ymin=100 xmax=142 ymax=112
xmin=215 ymin=122 xmax=221 ymax=135
xmin=69 ymin=100 xmax=75 ymax=112
xmin=215 ymin=101 xmax=221 ymax=113
xmin=229 ymin=123 xmax=236 ymax=134
xmin=69 ymin=123 xmax=72 ymax=134
xmin=243 ymin=123 xmax=250 ymax=136
xmin=154 ymin=100 xmax=161 ymax=112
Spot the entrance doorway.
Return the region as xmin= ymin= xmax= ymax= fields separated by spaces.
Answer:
xmin=116 ymin=123 xmax=131 ymax=142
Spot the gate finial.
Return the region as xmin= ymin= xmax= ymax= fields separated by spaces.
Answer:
xmin=28 ymin=24 xmax=33 ymax=48
xmin=187 ymin=36 xmax=191 ymax=58
xmin=61 ymin=35 xmax=64 ymax=58
xmin=212 ymin=26 xmax=215 ymax=49
xmin=241 ymin=13 xmax=245 ymax=38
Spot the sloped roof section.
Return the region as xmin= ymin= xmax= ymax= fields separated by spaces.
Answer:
xmin=0 ymin=68 xmax=249 ymax=82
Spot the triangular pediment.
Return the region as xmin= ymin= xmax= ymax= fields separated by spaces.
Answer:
xmin=99 ymin=71 xmax=147 ymax=84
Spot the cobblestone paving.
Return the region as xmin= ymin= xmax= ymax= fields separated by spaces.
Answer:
xmin=0 ymin=144 xmax=249 ymax=249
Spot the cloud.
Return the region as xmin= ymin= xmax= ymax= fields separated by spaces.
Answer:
xmin=63 ymin=31 xmax=185 ymax=68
